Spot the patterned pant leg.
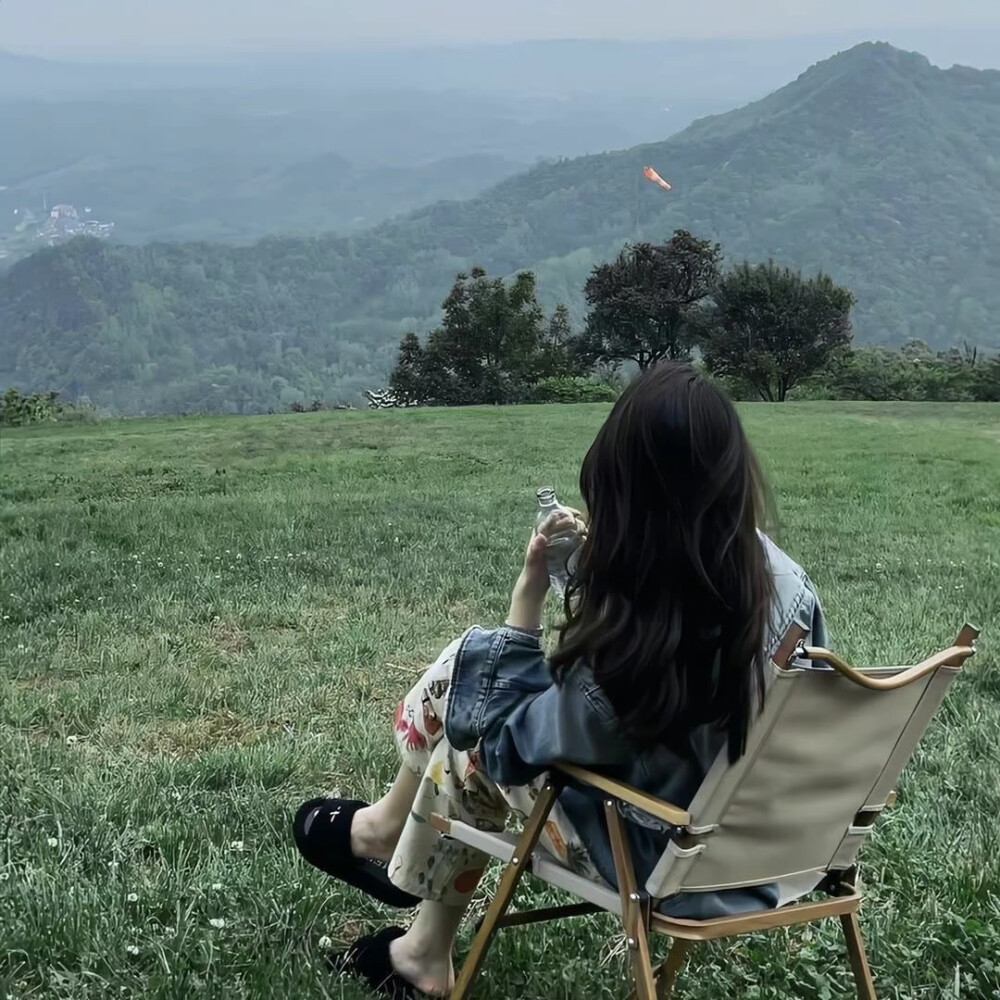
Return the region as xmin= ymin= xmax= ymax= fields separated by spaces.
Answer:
xmin=392 ymin=636 xmax=462 ymax=773
xmin=388 ymin=635 xmax=604 ymax=903
xmin=389 ymin=737 xmax=509 ymax=904
xmin=388 ymin=636 xmax=505 ymax=904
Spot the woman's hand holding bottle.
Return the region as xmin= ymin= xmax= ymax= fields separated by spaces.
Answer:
xmin=505 ymin=512 xmax=573 ymax=631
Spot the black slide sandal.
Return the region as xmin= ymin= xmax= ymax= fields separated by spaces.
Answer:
xmin=293 ymin=798 xmax=420 ymax=909
xmin=329 ymin=927 xmax=417 ymax=1000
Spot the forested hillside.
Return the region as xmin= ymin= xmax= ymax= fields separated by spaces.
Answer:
xmin=2 ymin=43 xmax=998 ymax=413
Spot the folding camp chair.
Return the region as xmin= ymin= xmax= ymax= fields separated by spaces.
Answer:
xmin=430 ymin=623 xmax=980 ymax=1000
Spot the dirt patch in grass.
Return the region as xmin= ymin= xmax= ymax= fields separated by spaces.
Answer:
xmin=209 ymin=618 xmax=252 ymax=657
xmin=140 ymin=710 xmax=286 ymax=756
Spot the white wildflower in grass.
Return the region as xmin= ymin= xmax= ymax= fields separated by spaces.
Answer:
xmin=318 ymin=935 xmax=333 ymax=951
xmin=212 ymin=882 xmax=223 ymax=891
xmin=65 ymin=735 xmax=79 ymax=745
xmin=209 ymin=918 xmax=226 ymax=929
xmin=46 ymin=837 xmax=59 ymax=848
xmin=126 ymin=892 xmax=139 ymax=903
xmin=229 ymin=840 xmax=245 ymax=852
xmin=126 ymin=945 xmax=139 ymax=956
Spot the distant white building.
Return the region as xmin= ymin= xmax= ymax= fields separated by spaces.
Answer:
xmin=33 ymin=203 xmax=114 ymax=246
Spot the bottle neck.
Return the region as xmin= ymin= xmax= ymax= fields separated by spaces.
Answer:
xmin=536 ymin=487 xmax=558 ymax=511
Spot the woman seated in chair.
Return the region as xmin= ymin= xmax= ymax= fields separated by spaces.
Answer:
xmin=293 ymin=362 xmax=827 ymax=999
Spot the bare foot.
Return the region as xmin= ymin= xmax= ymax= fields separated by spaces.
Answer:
xmin=349 ymin=805 xmax=402 ymax=863
xmin=389 ymin=934 xmax=455 ymax=998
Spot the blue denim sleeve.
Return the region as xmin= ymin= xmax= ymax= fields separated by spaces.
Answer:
xmin=443 ymin=625 xmax=634 ymax=787
xmin=444 ymin=626 xmax=553 ymax=752
xmin=478 ymin=677 xmax=636 ymax=787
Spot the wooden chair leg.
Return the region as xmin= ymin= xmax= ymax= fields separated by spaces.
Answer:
xmin=605 ymin=802 xmax=657 ymax=1000
xmin=629 ymin=930 xmax=657 ymax=1000
xmin=450 ymin=782 xmax=560 ymax=1000
xmin=841 ymin=913 xmax=877 ymax=1000
xmin=656 ymin=939 xmax=692 ymax=999
xmin=627 ymin=939 xmax=692 ymax=1000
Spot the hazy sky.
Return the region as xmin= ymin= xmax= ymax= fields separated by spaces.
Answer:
xmin=2 ymin=0 xmax=1000 ymax=56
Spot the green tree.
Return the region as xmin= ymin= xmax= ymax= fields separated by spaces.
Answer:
xmin=701 ymin=261 xmax=855 ymax=402
xmin=976 ymin=356 xmax=1000 ymax=401
xmin=578 ymin=231 xmax=722 ymax=370
xmin=546 ymin=304 xmax=573 ymax=345
xmin=814 ymin=341 xmax=994 ymax=402
xmin=388 ymin=332 xmax=426 ymax=405
xmin=0 ymin=387 xmax=60 ymax=426
xmin=538 ymin=304 xmax=583 ymax=378
xmin=395 ymin=268 xmax=548 ymax=406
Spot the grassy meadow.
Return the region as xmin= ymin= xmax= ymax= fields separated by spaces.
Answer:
xmin=1 ymin=402 xmax=998 ymax=1000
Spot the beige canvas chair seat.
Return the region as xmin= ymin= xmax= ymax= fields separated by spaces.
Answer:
xmin=430 ymin=624 xmax=979 ymax=999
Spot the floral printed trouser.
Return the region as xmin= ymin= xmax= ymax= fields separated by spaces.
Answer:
xmin=387 ymin=637 xmax=604 ymax=906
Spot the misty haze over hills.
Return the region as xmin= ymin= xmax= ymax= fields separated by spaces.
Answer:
xmin=3 ymin=26 xmax=999 ymax=91
xmin=2 ymin=41 xmax=998 ymax=415
xmin=1 ymin=30 xmax=997 ymax=247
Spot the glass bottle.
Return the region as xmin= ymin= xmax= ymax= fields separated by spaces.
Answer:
xmin=535 ymin=487 xmax=582 ymax=597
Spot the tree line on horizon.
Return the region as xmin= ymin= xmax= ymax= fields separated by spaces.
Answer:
xmin=386 ymin=230 xmax=1000 ymax=408
xmin=4 ymin=228 xmax=1000 ymax=428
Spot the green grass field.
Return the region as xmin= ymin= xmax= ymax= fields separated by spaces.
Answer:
xmin=1 ymin=402 xmax=998 ymax=1000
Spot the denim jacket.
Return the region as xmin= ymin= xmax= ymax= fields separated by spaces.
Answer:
xmin=444 ymin=533 xmax=828 ymax=919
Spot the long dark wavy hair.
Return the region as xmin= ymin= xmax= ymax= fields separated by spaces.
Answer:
xmin=550 ymin=363 xmax=775 ymax=763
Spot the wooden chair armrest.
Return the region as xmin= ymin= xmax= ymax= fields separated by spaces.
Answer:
xmin=555 ymin=763 xmax=691 ymax=827
xmin=801 ymin=644 xmax=977 ymax=690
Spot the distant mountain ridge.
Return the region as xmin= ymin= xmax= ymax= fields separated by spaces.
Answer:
xmin=4 ymin=33 xmax=997 ymax=247
xmin=3 ymin=29 xmax=1000 ymax=95
xmin=235 ymin=41 xmax=1000 ymax=342
xmin=359 ymin=43 xmax=1000 ymax=340
xmin=2 ymin=42 xmax=999 ymax=413
xmin=0 ymin=81 xmax=697 ymax=248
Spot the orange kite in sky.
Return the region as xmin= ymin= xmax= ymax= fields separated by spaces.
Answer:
xmin=643 ymin=166 xmax=673 ymax=191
